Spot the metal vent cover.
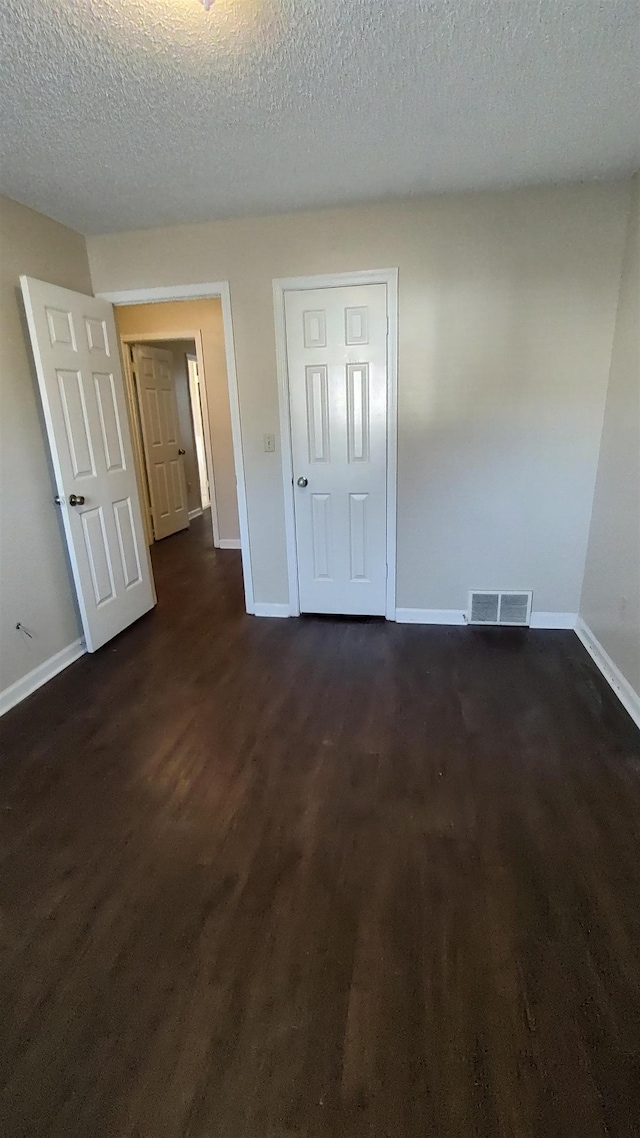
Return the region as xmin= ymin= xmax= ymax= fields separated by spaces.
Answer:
xmin=468 ymin=590 xmax=532 ymax=627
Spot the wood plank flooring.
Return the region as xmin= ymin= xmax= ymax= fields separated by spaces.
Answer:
xmin=1 ymin=512 xmax=639 ymax=1137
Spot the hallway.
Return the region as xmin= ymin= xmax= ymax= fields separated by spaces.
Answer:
xmin=0 ymin=516 xmax=639 ymax=1137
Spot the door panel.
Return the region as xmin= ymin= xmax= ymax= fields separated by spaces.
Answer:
xmin=311 ymin=493 xmax=332 ymax=580
xmin=57 ymin=369 xmax=96 ymax=477
xmin=169 ymin=459 xmax=184 ymax=511
xmin=285 ymin=283 xmax=388 ymax=615
xmin=20 ymin=276 xmax=156 ymax=652
xmin=81 ymin=507 xmax=115 ymax=606
xmin=84 ymin=316 xmax=110 ymax=354
xmin=346 ymin=363 xmax=370 ymax=462
xmin=94 ymin=372 xmax=125 ymax=472
xmin=349 ymin=493 xmax=368 ymax=581
xmin=132 ymin=344 xmax=189 ymax=541
xmin=113 ymin=498 xmax=143 ymax=588
xmin=306 ymin=365 xmax=330 ymax=462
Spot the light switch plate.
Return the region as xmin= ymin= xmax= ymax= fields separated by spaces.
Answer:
xmin=263 ymin=433 xmax=276 ymax=453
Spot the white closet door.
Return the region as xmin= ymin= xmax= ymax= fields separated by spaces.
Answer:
xmin=285 ymin=283 xmax=388 ymax=615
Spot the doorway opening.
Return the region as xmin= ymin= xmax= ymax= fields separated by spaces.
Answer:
xmin=120 ymin=333 xmax=215 ymax=547
xmin=114 ymin=297 xmax=239 ymax=559
xmin=103 ymin=286 xmax=254 ymax=613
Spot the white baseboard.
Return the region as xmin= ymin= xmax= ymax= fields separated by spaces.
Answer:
xmin=575 ymin=618 xmax=640 ymax=730
xmin=218 ymin=538 xmax=241 ymax=550
xmin=395 ymin=608 xmax=465 ymax=625
xmin=0 ymin=638 xmax=86 ymax=718
xmin=530 ymin=611 xmax=577 ymax=630
xmin=395 ymin=608 xmax=577 ymax=629
xmin=253 ymin=602 xmax=291 ymax=618
xmin=188 ymin=508 xmax=203 ymax=520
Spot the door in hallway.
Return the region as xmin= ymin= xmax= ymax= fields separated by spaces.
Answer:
xmin=284 ymin=283 xmax=388 ymax=615
xmin=131 ymin=343 xmax=189 ymax=540
xmin=20 ymin=276 xmax=156 ymax=652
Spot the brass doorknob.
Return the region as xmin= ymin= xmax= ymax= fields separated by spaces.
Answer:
xmin=297 ymin=476 xmax=308 ymax=488
xmin=68 ymin=494 xmax=85 ymax=507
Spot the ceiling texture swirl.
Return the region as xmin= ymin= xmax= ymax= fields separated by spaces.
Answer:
xmin=1 ymin=0 xmax=639 ymax=234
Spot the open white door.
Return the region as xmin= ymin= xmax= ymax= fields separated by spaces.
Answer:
xmin=131 ymin=344 xmax=189 ymax=541
xmin=187 ymin=354 xmax=211 ymax=510
xmin=20 ymin=276 xmax=156 ymax=652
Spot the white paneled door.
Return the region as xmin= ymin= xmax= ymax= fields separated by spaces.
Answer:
xmin=20 ymin=277 xmax=156 ymax=652
xmin=131 ymin=344 xmax=189 ymax=541
xmin=285 ymin=283 xmax=388 ymax=615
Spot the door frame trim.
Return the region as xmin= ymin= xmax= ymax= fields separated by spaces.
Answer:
xmin=98 ymin=283 xmax=255 ymax=615
xmin=118 ymin=340 xmax=155 ymax=546
xmin=272 ymin=269 xmax=398 ymax=619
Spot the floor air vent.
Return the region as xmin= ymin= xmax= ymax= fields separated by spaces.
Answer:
xmin=468 ymin=590 xmax=532 ymax=627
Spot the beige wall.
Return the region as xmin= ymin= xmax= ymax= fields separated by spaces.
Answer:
xmin=2 ymin=184 xmax=631 ymax=707
xmin=147 ymin=339 xmax=201 ymax=517
xmin=581 ymin=174 xmax=640 ymax=696
xmin=0 ymin=196 xmax=92 ymax=692
xmin=89 ymin=182 xmax=630 ymax=613
xmin=113 ymin=299 xmax=239 ymax=541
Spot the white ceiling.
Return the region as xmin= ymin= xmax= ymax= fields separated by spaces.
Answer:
xmin=1 ymin=0 xmax=639 ymax=235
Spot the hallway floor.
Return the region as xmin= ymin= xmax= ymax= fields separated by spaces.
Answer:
xmin=0 ymin=514 xmax=639 ymax=1137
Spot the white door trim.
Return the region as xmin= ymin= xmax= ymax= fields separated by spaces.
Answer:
xmin=272 ymin=269 xmax=398 ymax=619
xmin=98 ymin=282 xmax=255 ymax=614
xmin=119 ymin=341 xmax=154 ymax=546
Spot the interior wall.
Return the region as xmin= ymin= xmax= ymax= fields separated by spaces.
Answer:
xmin=88 ymin=182 xmax=630 ymax=614
xmin=113 ymin=299 xmax=239 ymax=542
xmin=148 ymin=339 xmax=201 ymax=517
xmin=580 ymin=174 xmax=640 ymax=697
xmin=0 ymin=195 xmax=92 ymax=694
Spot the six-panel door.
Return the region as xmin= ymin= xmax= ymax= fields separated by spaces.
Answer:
xmin=132 ymin=344 xmax=189 ymax=541
xmin=285 ymin=283 xmax=388 ymax=615
xmin=20 ymin=277 xmax=156 ymax=652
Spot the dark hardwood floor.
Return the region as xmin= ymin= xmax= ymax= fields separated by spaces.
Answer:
xmin=1 ymin=513 xmax=639 ymax=1137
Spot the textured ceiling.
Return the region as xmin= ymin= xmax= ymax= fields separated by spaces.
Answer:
xmin=1 ymin=0 xmax=639 ymax=235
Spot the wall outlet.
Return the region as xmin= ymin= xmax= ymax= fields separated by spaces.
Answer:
xmin=263 ymin=433 xmax=276 ymax=453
